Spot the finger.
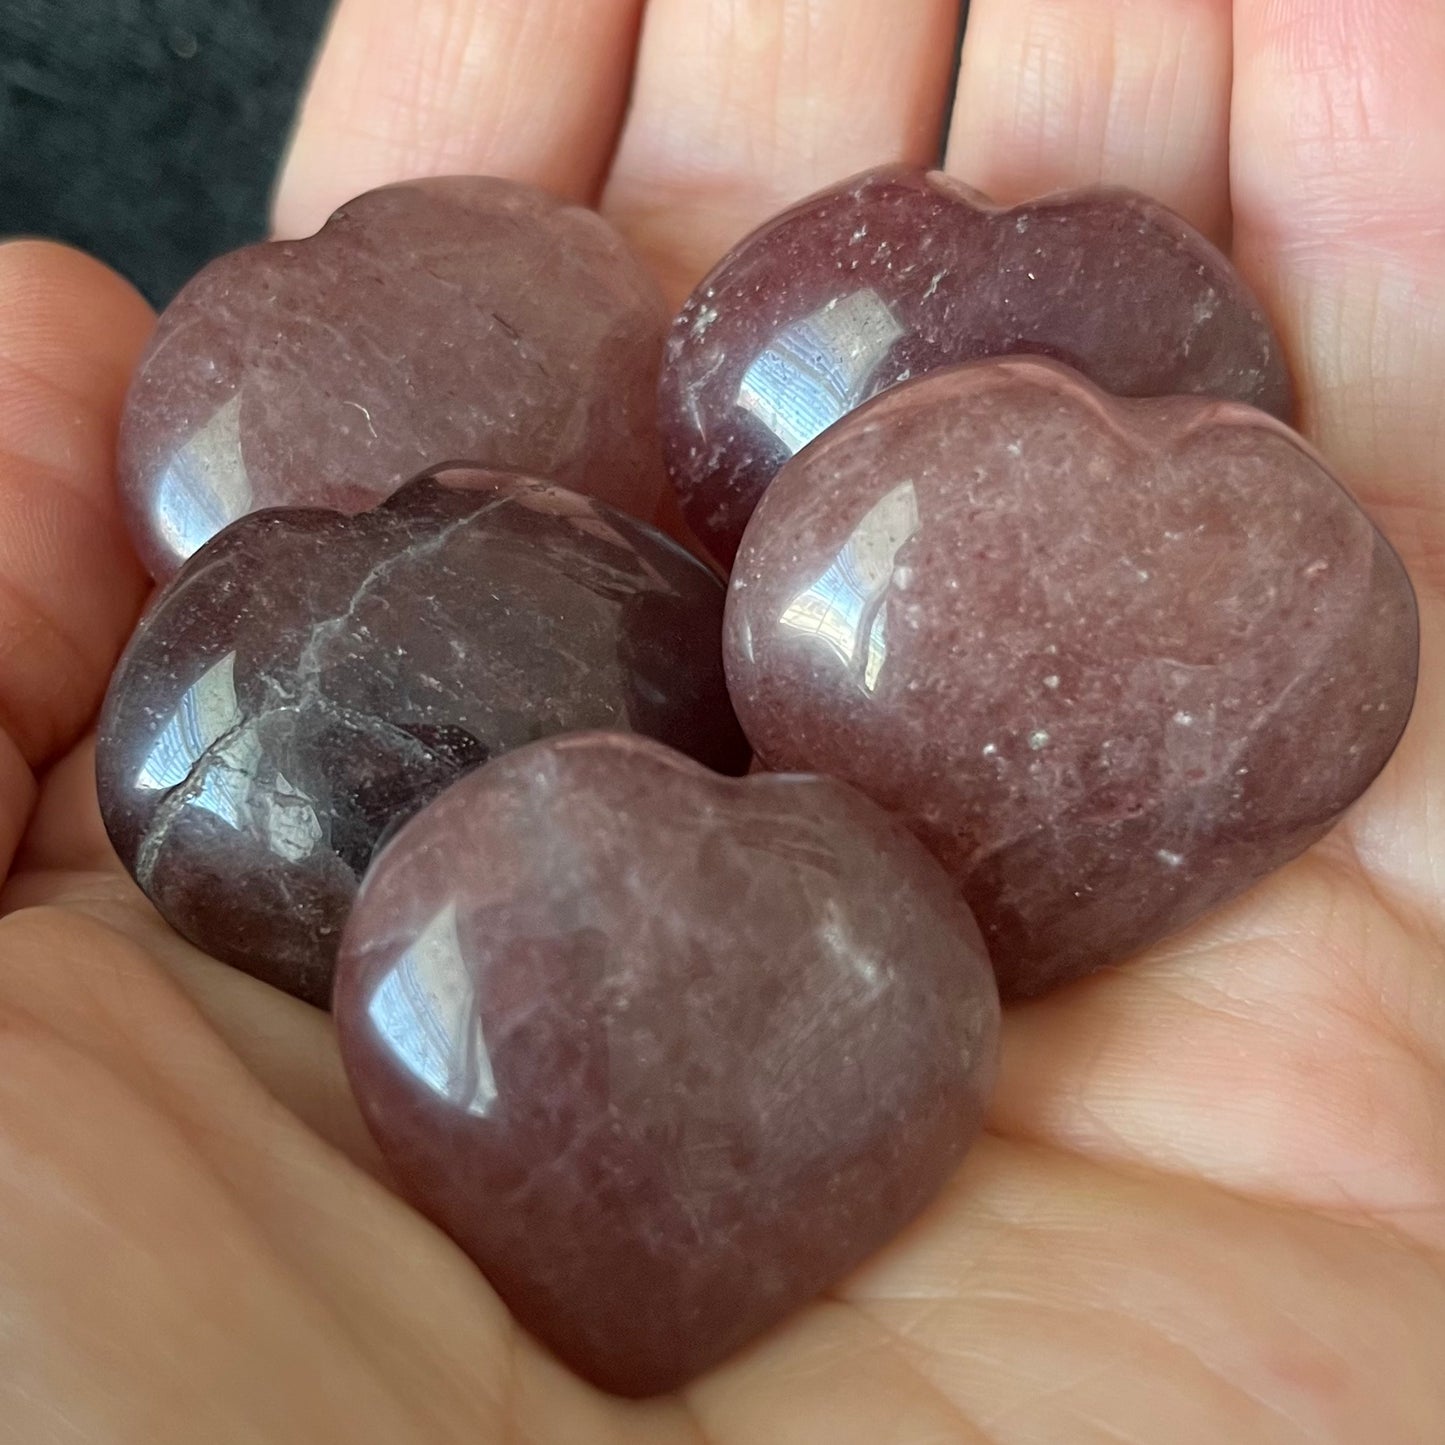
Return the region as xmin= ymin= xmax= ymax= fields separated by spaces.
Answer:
xmin=0 ymin=242 xmax=152 ymax=873
xmin=946 ymin=0 xmax=1234 ymax=244
xmin=1228 ymin=1 xmax=1445 ymax=1041
xmin=273 ymin=0 xmax=646 ymax=238
xmin=1231 ymin=0 xmax=1445 ymax=580
xmin=12 ymin=735 xmax=119 ymax=876
xmin=603 ymin=0 xmax=963 ymax=303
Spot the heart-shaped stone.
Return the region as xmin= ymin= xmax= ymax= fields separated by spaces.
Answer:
xmin=333 ymin=731 xmax=999 ymax=1396
xmin=660 ymin=165 xmax=1293 ymax=564
xmin=724 ymin=356 xmax=1418 ymax=999
xmin=120 ymin=176 xmax=669 ymax=578
xmin=97 ymin=470 xmax=748 ymax=1005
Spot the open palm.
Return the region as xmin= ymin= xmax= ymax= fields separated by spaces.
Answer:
xmin=2 ymin=2 xmax=1443 ymax=1439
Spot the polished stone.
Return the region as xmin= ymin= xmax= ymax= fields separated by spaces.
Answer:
xmin=334 ymin=731 xmax=999 ymax=1396
xmin=724 ymin=357 xmax=1418 ymax=999
xmin=97 ymin=470 xmax=748 ymax=1005
xmin=120 ymin=176 xmax=670 ymax=578
xmin=661 ymin=165 xmax=1294 ymax=563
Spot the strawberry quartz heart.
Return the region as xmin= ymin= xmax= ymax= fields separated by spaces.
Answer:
xmin=119 ymin=176 xmax=670 ymax=578
xmin=333 ymin=732 xmax=999 ymax=1396
xmin=723 ymin=356 xmax=1418 ymax=999
xmin=97 ymin=470 xmax=747 ymax=1006
xmin=660 ymin=165 xmax=1293 ymax=564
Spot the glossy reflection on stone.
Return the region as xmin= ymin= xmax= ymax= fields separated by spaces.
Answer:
xmin=97 ymin=470 xmax=748 ymax=1005
xmin=724 ymin=357 xmax=1418 ymax=999
xmin=334 ymin=731 xmax=999 ymax=1397
xmin=120 ymin=176 xmax=670 ymax=578
xmin=661 ymin=165 xmax=1294 ymax=564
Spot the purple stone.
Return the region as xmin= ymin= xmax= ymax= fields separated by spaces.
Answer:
xmin=723 ymin=357 xmax=1418 ymax=999
xmin=120 ymin=176 xmax=670 ymax=578
xmin=661 ymin=165 xmax=1294 ymax=564
xmin=334 ymin=731 xmax=999 ymax=1396
xmin=97 ymin=470 xmax=748 ymax=1005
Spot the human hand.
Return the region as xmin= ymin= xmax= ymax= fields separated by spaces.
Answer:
xmin=1 ymin=1 xmax=1442 ymax=1439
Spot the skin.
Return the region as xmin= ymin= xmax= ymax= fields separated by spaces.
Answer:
xmin=0 ymin=0 xmax=1442 ymax=1438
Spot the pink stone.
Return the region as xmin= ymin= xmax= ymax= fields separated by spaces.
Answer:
xmin=97 ymin=470 xmax=748 ymax=1005
xmin=660 ymin=166 xmax=1294 ymax=564
xmin=723 ymin=357 xmax=1417 ymax=999
xmin=120 ymin=177 xmax=670 ymax=578
xmin=333 ymin=732 xmax=999 ymax=1396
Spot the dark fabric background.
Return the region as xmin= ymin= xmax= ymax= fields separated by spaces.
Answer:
xmin=0 ymin=0 xmax=332 ymax=304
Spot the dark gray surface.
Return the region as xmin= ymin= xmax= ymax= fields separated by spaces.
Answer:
xmin=0 ymin=0 xmax=332 ymax=303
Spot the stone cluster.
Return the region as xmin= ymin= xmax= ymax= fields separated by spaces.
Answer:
xmin=98 ymin=167 xmax=1417 ymax=1395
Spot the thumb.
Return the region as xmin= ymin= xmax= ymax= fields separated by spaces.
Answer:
xmin=0 ymin=241 xmax=152 ymax=876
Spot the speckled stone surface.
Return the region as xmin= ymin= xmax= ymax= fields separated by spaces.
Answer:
xmin=97 ymin=470 xmax=748 ymax=1005
xmin=119 ymin=176 xmax=670 ymax=577
xmin=661 ymin=165 xmax=1294 ymax=564
xmin=724 ymin=357 xmax=1417 ymax=998
xmin=334 ymin=731 xmax=999 ymax=1396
